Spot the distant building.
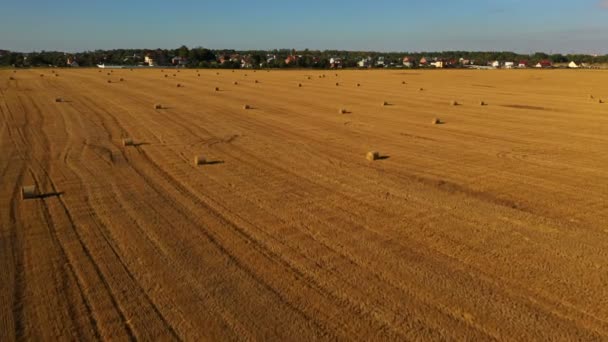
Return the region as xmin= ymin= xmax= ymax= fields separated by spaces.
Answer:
xmin=504 ymin=61 xmax=514 ymax=69
xmin=431 ymin=60 xmax=444 ymax=68
xmin=330 ymin=57 xmax=342 ymax=68
xmin=535 ymin=60 xmax=552 ymax=68
xmin=518 ymin=60 xmax=528 ymax=68
xmin=419 ymin=57 xmax=429 ymax=66
xmin=171 ymin=56 xmax=188 ymax=66
xmin=66 ymin=56 xmax=79 ymax=67
xmin=358 ymin=57 xmax=373 ymax=68
xmin=568 ymin=61 xmax=580 ymax=68
xmin=376 ymin=56 xmax=385 ymax=67
xmin=285 ymin=55 xmax=298 ymax=65
xmin=491 ymin=60 xmax=501 ymax=68
xmin=144 ymin=55 xmax=155 ymax=66
xmin=403 ymin=56 xmax=416 ymax=68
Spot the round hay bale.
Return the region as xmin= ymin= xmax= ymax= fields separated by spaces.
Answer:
xmin=243 ymin=104 xmax=251 ymax=110
xmin=255 ymin=80 xmax=259 ymax=83
xmin=119 ymin=78 xmax=124 ymax=82
xmin=51 ymin=70 xmax=55 ymax=73
xmin=216 ymin=72 xmax=220 ymax=75
xmin=402 ymin=81 xmax=406 ymax=85
xmin=298 ymin=83 xmax=302 ymax=87
xmin=451 ymin=100 xmax=458 ymax=106
xmin=357 ymin=83 xmax=361 ymax=87
xmin=307 ymin=76 xmax=311 ymax=80
xmin=335 ymin=82 xmax=339 ymax=86
xmin=9 ymin=76 xmax=15 ymax=80
xmin=40 ymin=74 xmax=44 ymax=77
xmin=197 ymin=74 xmax=201 ymax=77
xmin=107 ymin=73 xmax=111 ymax=76
xmin=110 ymin=70 xmax=114 ymax=73
xmin=479 ymin=100 xmax=486 ymax=106
xmin=173 ymin=74 xmax=176 ymax=77
xmin=21 ymin=185 xmax=38 ymax=200
xmin=382 ymin=101 xmax=388 ymax=106
xmin=589 ymin=94 xmax=594 ymax=100
xmin=366 ymin=151 xmax=380 ymax=161
xmin=165 ymin=74 xmax=168 ymax=77
xmin=161 ymin=69 xmax=164 ymax=72
xmin=107 ymin=80 xmax=112 ymax=83
xmin=244 ymin=74 xmax=248 ymax=77
xmin=154 ymin=104 xmax=163 ymax=109
xmin=419 ymin=87 xmax=424 ymax=91
xmin=599 ymin=99 xmax=604 ymax=104
xmin=194 ymin=155 xmax=206 ymax=166
xmin=176 ymin=83 xmax=182 ymax=88
xmin=98 ymin=70 xmax=102 ymax=73
xmin=233 ymin=81 xmax=238 ymax=85
xmin=335 ymin=73 xmax=338 ymax=77
xmin=122 ymin=138 xmax=134 ymax=147
xmin=55 ymin=97 xmax=64 ymax=103
xmin=432 ymin=118 xmax=441 ymax=125
xmin=214 ymin=87 xmax=220 ymax=91
xmin=339 ymin=108 xmax=347 ymax=114
xmin=55 ymin=74 xmax=59 ymax=77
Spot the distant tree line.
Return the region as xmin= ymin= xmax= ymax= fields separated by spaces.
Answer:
xmin=2 ymin=46 xmax=607 ymax=68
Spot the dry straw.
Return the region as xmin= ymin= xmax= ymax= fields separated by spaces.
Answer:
xmin=366 ymin=151 xmax=380 ymax=161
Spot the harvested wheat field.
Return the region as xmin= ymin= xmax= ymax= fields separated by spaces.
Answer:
xmin=2 ymin=68 xmax=608 ymax=340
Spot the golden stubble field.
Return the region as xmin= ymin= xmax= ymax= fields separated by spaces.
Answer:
xmin=1 ymin=67 xmax=608 ymax=340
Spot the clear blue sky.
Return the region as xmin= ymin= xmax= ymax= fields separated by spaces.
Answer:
xmin=2 ymin=0 xmax=608 ymax=53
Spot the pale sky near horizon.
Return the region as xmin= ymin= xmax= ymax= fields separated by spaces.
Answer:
xmin=1 ymin=0 xmax=608 ymax=54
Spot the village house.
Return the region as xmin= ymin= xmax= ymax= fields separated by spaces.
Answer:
xmin=330 ymin=57 xmax=343 ymax=68
xmin=171 ymin=56 xmax=188 ymax=66
xmin=491 ymin=60 xmax=501 ymax=68
xmin=358 ymin=57 xmax=373 ymax=68
xmin=431 ymin=60 xmax=444 ymax=68
xmin=504 ymin=61 xmax=515 ymax=69
xmin=376 ymin=56 xmax=385 ymax=67
xmin=403 ymin=56 xmax=416 ymax=68
xmin=419 ymin=57 xmax=429 ymax=66
xmin=66 ymin=56 xmax=79 ymax=67
xmin=535 ymin=60 xmax=552 ymax=68
xmin=285 ymin=55 xmax=299 ymax=65
xmin=518 ymin=60 xmax=528 ymax=68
